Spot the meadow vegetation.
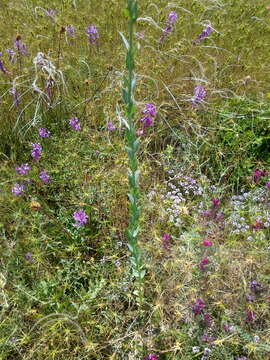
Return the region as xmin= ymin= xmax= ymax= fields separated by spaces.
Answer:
xmin=0 ymin=0 xmax=270 ymax=359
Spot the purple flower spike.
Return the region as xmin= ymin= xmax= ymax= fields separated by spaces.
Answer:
xmin=167 ymin=11 xmax=178 ymax=25
xmin=86 ymin=25 xmax=99 ymax=44
xmin=6 ymin=49 xmax=16 ymax=63
xmin=192 ymin=298 xmax=205 ymax=315
xmin=16 ymin=163 xmax=31 ymax=175
xmin=39 ymin=170 xmax=50 ymax=183
xmin=143 ymin=103 xmax=157 ymax=118
xmin=12 ymin=183 xmax=25 ymax=195
xmin=14 ymin=35 xmax=28 ymax=56
xmin=10 ymin=88 xmax=20 ymax=107
xmin=0 ymin=53 xmax=9 ymax=74
xmin=193 ymin=85 xmax=206 ymax=106
xmin=69 ymin=116 xmax=81 ymax=131
xmin=196 ymin=24 xmax=214 ymax=42
xmin=66 ymin=25 xmax=75 ymax=37
xmin=73 ymin=209 xmax=89 ymax=227
xmin=31 ymin=143 xmax=42 ymax=160
xmin=39 ymin=128 xmax=51 ymax=138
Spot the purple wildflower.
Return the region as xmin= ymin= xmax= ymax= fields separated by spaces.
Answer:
xmin=73 ymin=209 xmax=89 ymax=227
xmin=141 ymin=115 xmax=153 ymax=128
xmin=45 ymin=8 xmax=56 ymax=19
xmin=167 ymin=11 xmax=178 ymax=25
xmin=211 ymin=198 xmax=220 ymax=208
xmin=140 ymin=103 xmax=157 ymax=129
xmin=69 ymin=116 xmax=81 ymax=131
xmin=86 ymin=25 xmax=99 ymax=44
xmin=193 ymin=85 xmax=206 ymax=106
xmin=246 ymin=294 xmax=254 ymax=302
xmin=145 ymin=355 xmax=158 ymax=360
xmin=143 ymin=103 xmax=157 ymax=118
xmin=250 ymin=280 xmax=261 ymax=294
xmin=195 ymin=24 xmax=214 ymax=42
xmin=253 ymin=169 xmax=267 ymax=183
xmin=201 ymin=333 xmax=215 ymax=343
xmin=160 ymin=11 xmax=178 ymax=41
xmin=162 ymin=233 xmax=171 ymax=250
xmin=199 ymin=257 xmax=210 ymax=271
xmin=14 ymin=35 xmax=28 ymax=56
xmin=246 ymin=309 xmax=256 ymax=323
xmin=31 ymin=143 xmax=42 ymax=160
xmin=6 ymin=48 xmax=16 ymax=63
xmin=12 ymin=183 xmax=25 ymax=195
xmin=192 ymin=298 xmax=205 ymax=315
xmin=66 ymin=25 xmax=75 ymax=36
xmin=266 ymin=181 xmax=270 ymax=189
xmin=39 ymin=128 xmax=51 ymax=138
xmin=15 ymin=163 xmax=31 ymax=175
xmin=202 ymin=239 xmax=212 ymax=247
xmin=236 ymin=357 xmax=248 ymax=360
xmin=0 ymin=53 xmax=9 ymax=74
xmin=10 ymin=88 xmax=20 ymax=107
xmin=39 ymin=170 xmax=50 ymax=183
xmin=107 ymin=121 xmax=116 ymax=131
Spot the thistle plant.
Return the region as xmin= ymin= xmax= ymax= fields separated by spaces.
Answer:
xmin=121 ymin=0 xmax=145 ymax=304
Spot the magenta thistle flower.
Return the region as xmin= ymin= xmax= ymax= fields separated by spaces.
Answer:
xmin=193 ymin=85 xmax=206 ymax=105
xmin=31 ymin=143 xmax=42 ymax=160
xmin=145 ymin=355 xmax=158 ymax=360
xmin=12 ymin=183 xmax=25 ymax=195
xmin=211 ymin=198 xmax=220 ymax=208
xmin=107 ymin=121 xmax=116 ymax=131
xmin=39 ymin=128 xmax=51 ymax=138
xmin=39 ymin=170 xmax=50 ymax=183
xmin=192 ymin=298 xmax=205 ymax=315
xmin=69 ymin=116 xmax=81 ymax=131
xmin=199 ymin=256 xmax=210 ymax=271
xmin=73 ymin=209 xmax=88 ymax=227
xmin=195 ymin=24 xmax=214 ymax=42
xmin=253 ymin=169 xmax=267 ymax=183
xmin=15 ymin=163 xmax=31 ymax=175
xmin=202 ymin=239 xmax=212 ymax=246
xmin=86 ymin=25 xmax=99 ymax=44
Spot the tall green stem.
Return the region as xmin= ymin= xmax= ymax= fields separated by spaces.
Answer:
xmin=121 ymin=0 xmax=145 ymax=305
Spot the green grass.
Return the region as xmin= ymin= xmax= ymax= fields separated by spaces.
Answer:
xmin=0 ymin=0 xmax=270 ymax=359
